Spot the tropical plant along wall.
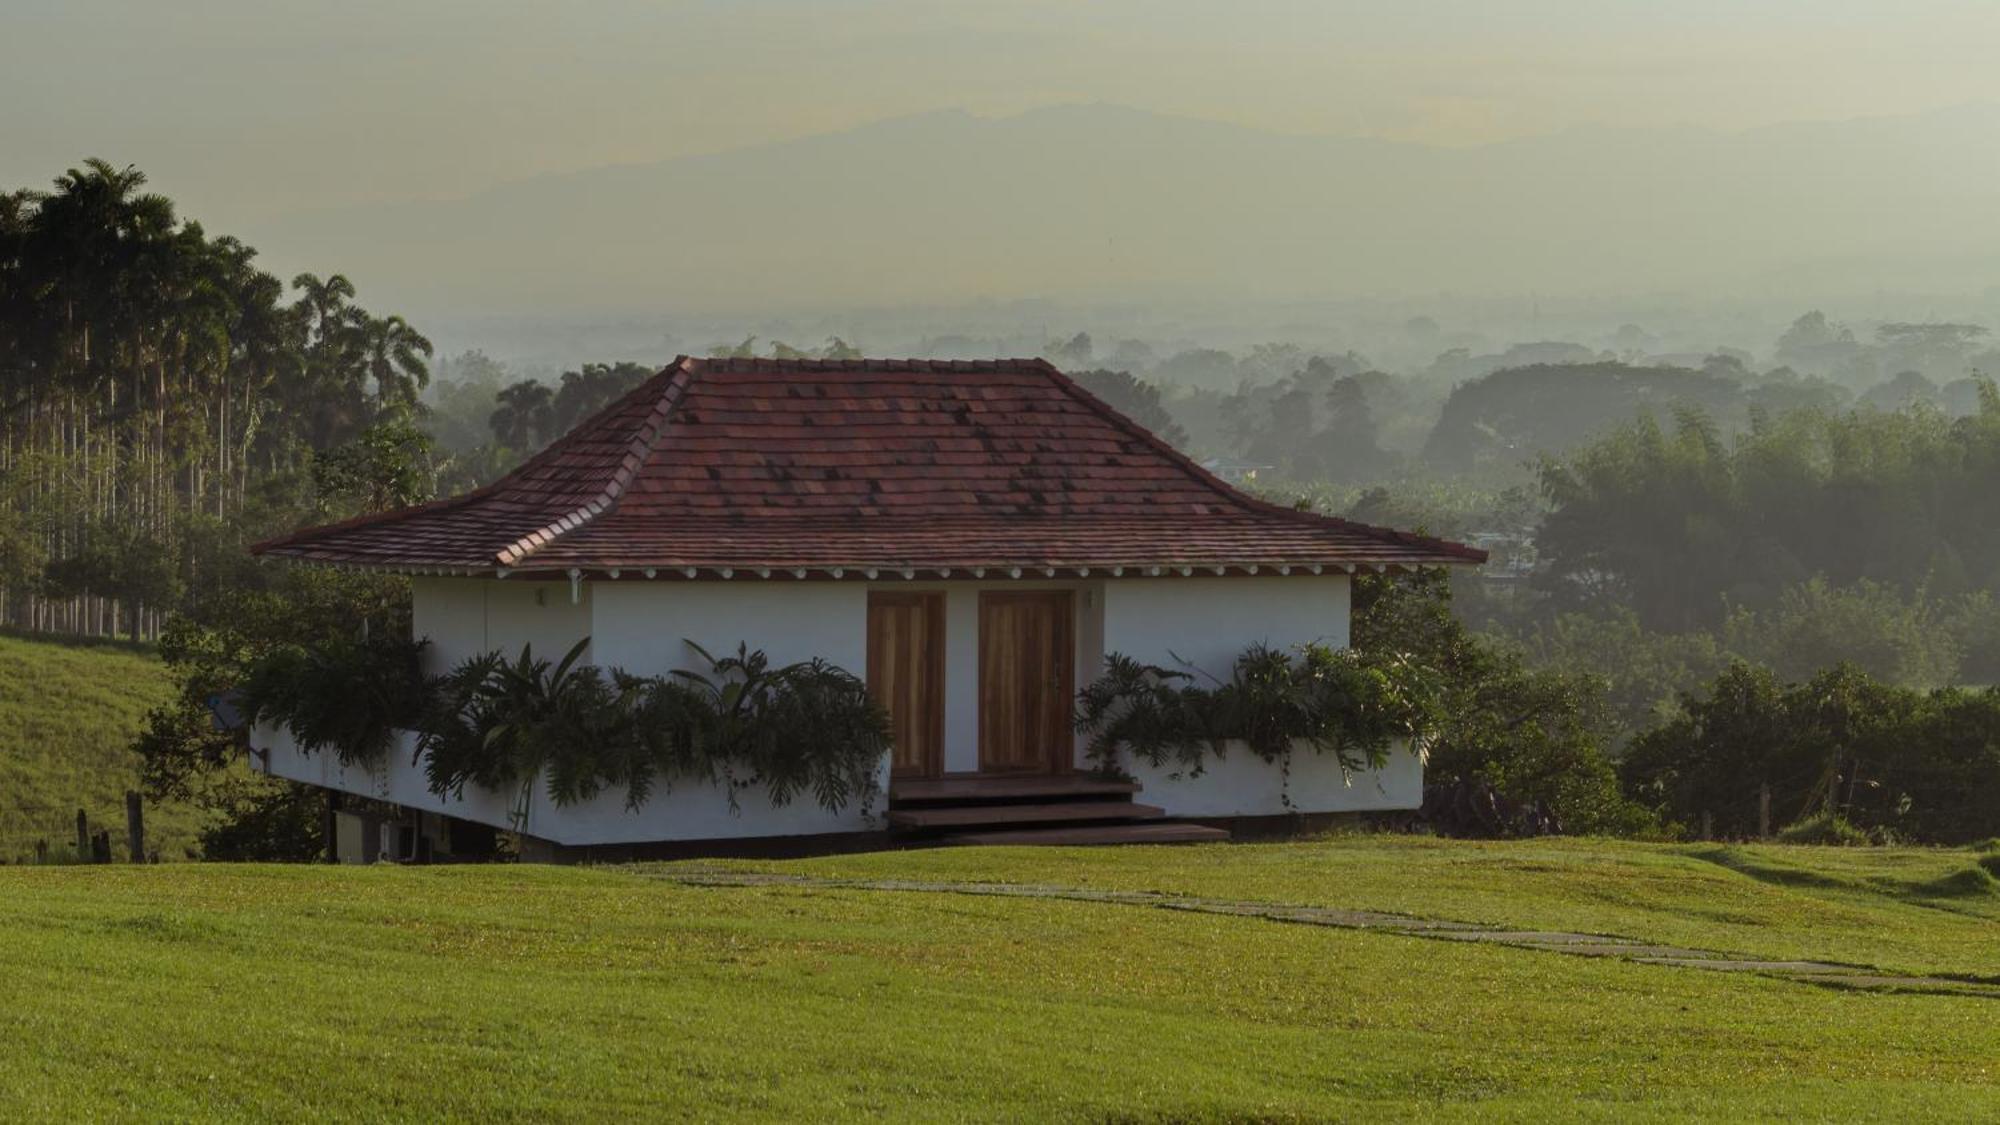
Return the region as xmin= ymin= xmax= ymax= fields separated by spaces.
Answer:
xmin=1074 ymin=643 xmax=1440 ymax=784
xmin=241 ymin=637 xmax=892 ymax=819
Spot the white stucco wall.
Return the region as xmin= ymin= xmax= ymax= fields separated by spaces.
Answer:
xmin=1121 ymin=743 xmax=1423 ymax=817
xmin=588 ymin=580 xmax=866 ymax=677
xmin=1099 ymin=575 xmax=1350 ymax=678
xmin=413 ymin=577 xmax=594 ymax=673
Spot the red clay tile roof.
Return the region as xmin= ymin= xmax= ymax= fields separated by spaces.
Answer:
xmin=253 ymin=357 xmax=1484 ymax=575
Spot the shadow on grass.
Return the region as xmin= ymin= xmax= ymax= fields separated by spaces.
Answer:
xmin=1683 ymin=846 xmax=1858 ymax=892
xmin=1689 ymin=844 xmax=2000 ymax=909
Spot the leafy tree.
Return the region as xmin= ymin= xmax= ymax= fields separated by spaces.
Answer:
xmin=1623 ymin=662 xmax=2000 ymax=843
xmin=1068 ymin=368 xmax=1188 ymax=447
xmin=1860 ymin=371 xmax=1940 ymax=412
xmin=1775 ymin=311 xmax=1859 ymax=373
xmin=550 ymin=362 xmax=651 ymax=433
xmin=1153 ymin=347 xmax=1237 ymax=389
xmin=1046 ymin=331 xmax=1093 ymax=366
xmin=1536 ymin=382 xmax=2000 ymax=631
xmin=1875 ymin=322 xmax=1988 ymax=382
xmin=1722 ymin=578 xmax=1960 ymax=688
xmin=41 ymin=520 xmax=177 ymax=643
xmin=1521 ymin=608 xmax=1728 ymax=739
xmin=1317 ymin=374 xmax=1388 ymax=481
xmin=1353 ymin=568 xmax=1651 ymax=835
xmin=425 ymin=350 xmax=512 ymax=452
xmin=311 ymin=407 xmax=440 ymax=516
xmin=1427 ymin=363 xmax=1743 ymax=476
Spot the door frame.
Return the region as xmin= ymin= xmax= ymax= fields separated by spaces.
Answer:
xmin=976 ymin=589 xmax=1075 ymax=775
xmin=867 ymin=590 xmax=946 ymax=780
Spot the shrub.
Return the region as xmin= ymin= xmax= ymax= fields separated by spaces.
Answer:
xmin=197 ymin=777 xmax=327 ymax=861
xmin=1777 ymin=813 xmax=1873 ymax=846
xmin=238 ymin=631 xmax=429 ymax=769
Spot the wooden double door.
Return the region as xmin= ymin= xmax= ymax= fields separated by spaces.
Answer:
xmin=866 ymin=590 xmax=1074 ymax=779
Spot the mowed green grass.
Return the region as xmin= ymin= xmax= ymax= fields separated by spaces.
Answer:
xmin=705 ymin=834 xmax=2000 ymax=981
xmin=4 ymin=847 xmax=2000 ymax=1121
xmin=0 ymin=633 xmax=201 ymax=863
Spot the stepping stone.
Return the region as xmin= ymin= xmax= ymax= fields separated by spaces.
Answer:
xmin=1260 ymin=908 xmax=1420 ymax=928
xmin=1637 ymin=957 xmax=1855 ymax=974
xmin=1531 ymin=943 xmax=1707 ymax=959
xmin=1381 ymin=919 xmax=1487 ymax=932
xmin=1800 ymin=974 xmax=2000 ymax=994
xmin=1435 ymin=930 xmax=1613 ymax=944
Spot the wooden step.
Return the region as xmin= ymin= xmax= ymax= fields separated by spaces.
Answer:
xmin=888 ymin=800 xmax=1164 ymax=830
xmin=888 ymin=776 xmax=1140 ymax=804
xmin=939 ymin=823 xmax=1232 ymax=847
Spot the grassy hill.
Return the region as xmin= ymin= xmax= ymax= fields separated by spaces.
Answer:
xmin=3 ymin=838 xmax=1998 ymax=1119
xmin=0 ymin=632 xmax=201 ymax=863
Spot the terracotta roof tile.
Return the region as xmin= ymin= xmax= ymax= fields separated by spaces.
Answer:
xmin=253 ymin=357 xmax=1484 ymax=573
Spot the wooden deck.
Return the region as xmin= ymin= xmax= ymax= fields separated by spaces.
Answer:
xmin=888 ymin=800 xmax=1165 ymax=830
xmin=886 ymin=773 xmax=1230 ymax=847
xmin=887 ymin=775 xmax=1141 ymax=804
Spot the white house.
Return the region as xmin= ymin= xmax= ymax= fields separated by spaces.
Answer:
xmin=251 ymin=357 xmax=1482 ymax=860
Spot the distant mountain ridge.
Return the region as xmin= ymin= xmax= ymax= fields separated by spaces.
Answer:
xmin=253 ymin=102 xmax=2000 ymax=316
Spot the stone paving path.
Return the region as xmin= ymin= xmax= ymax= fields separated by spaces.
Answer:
xmin=648 ymin=869 xmax=2000 ymax=999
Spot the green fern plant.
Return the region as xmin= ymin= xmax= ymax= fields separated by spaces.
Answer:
xmin=1076 ymin=642 xmax=1439 ymax=786
xmin=416 ymin=637 xmax=889 ymax=818
xmin=418 ymin=639 xmax=629 ymax=824
xmin=670 ymin=641 xmax=889 ymax=816
xmin=238 ymin=633 xmax=429 ymax=769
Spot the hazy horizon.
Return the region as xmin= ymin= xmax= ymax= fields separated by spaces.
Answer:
xmin=8 ymin=1 xmax=2000 ymax=340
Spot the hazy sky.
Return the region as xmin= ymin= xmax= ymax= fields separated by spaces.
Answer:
xmin=6 ymin=0 xmax=1998 ymax=225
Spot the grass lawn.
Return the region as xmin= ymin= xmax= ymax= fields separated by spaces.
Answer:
xmin=0 ymin=633 xmax=203 ymax=863
xmin=4 ymin=842 xmax=1999 ymax=1121
xmin=701 ymin=834 xmax=2000 ymax=981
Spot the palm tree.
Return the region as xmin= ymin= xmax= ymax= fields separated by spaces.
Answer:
xmin=490 ymin=380 xmax=554 ymax=450
xmin=352 ymin=311 xmax=432 ymax=412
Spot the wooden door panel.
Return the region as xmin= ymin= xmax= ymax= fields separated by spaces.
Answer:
xmin=979 ymin=591 xmax=1073 ymax=773
xmin=868 ymin=593 xmax=943 ymax=778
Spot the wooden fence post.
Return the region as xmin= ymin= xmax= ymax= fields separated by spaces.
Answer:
xmin=1700 ymin=810 xmax=1713 ymax=841
xmin=34 ymin=839 xmax=47 ymax=864
xmin=1758 ymin=784 xmax=1772 ymax=839
xmin=75 ymin=809 xmax=88 ymax=861
xmin=126 ymin=790 xmax=145 ymax=864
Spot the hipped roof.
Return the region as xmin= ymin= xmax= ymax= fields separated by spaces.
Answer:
xmin=253 ymin=357 xmax=1484 ymax=577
